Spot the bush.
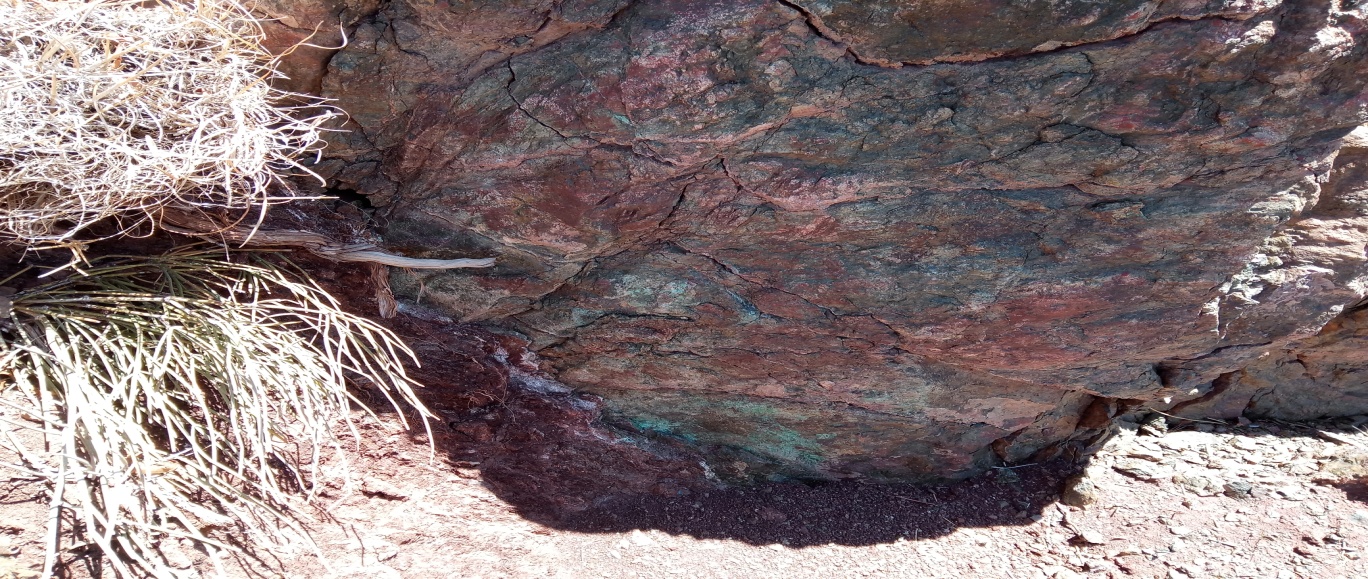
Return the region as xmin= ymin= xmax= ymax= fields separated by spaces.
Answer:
xmin=0 ymin=2 xmax=448 ymax=577
xmin=0 ymin=0 xmax=336 ymax=247
xmin=2 ymin=248 xmax=433 ymax=577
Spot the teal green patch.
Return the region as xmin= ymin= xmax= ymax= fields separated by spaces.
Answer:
xmin=700 ymin=399 xmax=827 ymax=465
xmin=663 ymin=280 xmax=690 ymax=297
xmin=623 ymin=413 xmax=696 ymax=443
xmin=569 ymin=307 xmax=604 ymax=326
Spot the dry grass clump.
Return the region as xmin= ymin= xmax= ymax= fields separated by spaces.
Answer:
xmin=0 ymin=2 xmax=475 ymax=577
xmin=1 ymin=248 xmax=434 ymax=578
xmin=0 ymin=0 xmax=337 ymax=247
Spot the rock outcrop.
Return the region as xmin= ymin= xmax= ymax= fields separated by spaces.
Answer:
xmin=272 ymin=0 xmax=1368 ymax=481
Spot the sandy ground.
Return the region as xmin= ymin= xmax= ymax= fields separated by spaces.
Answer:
xmin=3 ymin=402 xmax=1366 ymax=579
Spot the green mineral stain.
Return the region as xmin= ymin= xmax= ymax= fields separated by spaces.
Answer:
xmin=569 ymin=307 xmax=603 ymax=326
xmin=663 ymin=280 xmax=690 ymax=298
xmin=613 ymin=275 xmax=696 ymax=310
xmin=613 ymin=274 xmax=658 ymax=306
xmin=623 ymin=413 xmax=695 ymax=443
xmin=603 ymin=393 xmax=845 ymax=472
xmin=714 ymin=400 xmax=827 ymax=465
xmin=726 ymin=399 xmax=778 ymax=419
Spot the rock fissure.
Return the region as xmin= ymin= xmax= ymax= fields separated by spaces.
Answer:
xmin=782 ymin=0 xmax=1277 ymax=68
xmin=504 ymin=61 xmax=577 ymax=142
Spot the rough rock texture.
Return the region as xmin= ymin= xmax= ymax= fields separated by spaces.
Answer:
xmin=294 ymin=0 xmax=1368 ymax=481
xmin=1170 ymin=133 xmax=1368 ymax=421
xmin=253 ymin=0 xmax=381 ymax=95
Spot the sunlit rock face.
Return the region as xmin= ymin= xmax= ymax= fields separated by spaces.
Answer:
xmin=303 ymin=0 xmax=1368 ymax=481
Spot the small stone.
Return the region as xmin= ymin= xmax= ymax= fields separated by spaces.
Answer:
xmin=1114 ymin=460 xmax=1162 ymax=481
xmin=1126 ymin=447 xmax=1167 ymax=462
xmin=1072 ymin=530 xmax=1108 ymax=545
xmin=1169 ymin=526 xmax=1191 ymax=536
xmin=1349 ymin=509 xmax=1368 ymax=525
xmin=360 ymin=478 xmax=410 ymax=501
xmin=1061 ymin=473 xmax=1099 ymax=507
xmin=1157 ymin=431 xmax=1211 ymax=450
xmin=1276 ymin=486 xmax=1309 ymax=501
xmin=1174 ymin=473 xmax=1215 ymax=495
xmin=1140 ymin=415 xmax=1170 ymax=437
xmin=1107 ymin=546 xmax=1141 ymax=558
xmin=1223 ymin=480 xmax=1254 ymax=499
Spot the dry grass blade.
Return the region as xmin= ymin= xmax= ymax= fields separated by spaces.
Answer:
xmin=0 ymin=248 xmax=434 ymax=578
xmin=0 ymin=0 xmax=338 ymax=247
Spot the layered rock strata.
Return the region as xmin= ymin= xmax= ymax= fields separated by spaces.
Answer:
xmin=274 ymin=0 xmax=1368 ymax=480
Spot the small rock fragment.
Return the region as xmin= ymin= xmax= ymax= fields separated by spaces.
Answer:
xmin=1061 ymin=471 xmax=1100 ymax=507
xmin=1139 ymin=415 xmax=1170 ymax=437
xmin=360 ymin=478 xmax=410 ymax=501
xmin=1071 ymin=530 xmax=1108 ymax=545
xmin=1223 ymin=480 xmax=1254 ymax=499
xmin=1275 ymin=486 xmax=1308 ymax=501
xmin=1346 ymin=509 xmax=1368 ymax=525
xmin=1113 ymin=460 xmax=1161 ymax=481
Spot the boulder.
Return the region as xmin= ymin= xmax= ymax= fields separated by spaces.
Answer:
xmin=304 ymin=0 xmax=1368 ymax=480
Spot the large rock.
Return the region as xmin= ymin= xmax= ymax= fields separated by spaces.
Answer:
xmin=1169 ymin=134 xmax=1368 ymax=420
xmin=311 ymin=0 xmax=1368 ymax=481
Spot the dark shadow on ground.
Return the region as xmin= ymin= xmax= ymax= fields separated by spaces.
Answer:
xmin=1332 ymin=477 xmax=1368 ymax=503
xmin=545 ymin=461 xmax=1072 ymax=546
xmin=353 ymin=309 xmax=1086 ymax=547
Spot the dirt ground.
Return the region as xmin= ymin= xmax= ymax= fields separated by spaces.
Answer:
xmin=3 ymin=388 xmax=1366 ymax=579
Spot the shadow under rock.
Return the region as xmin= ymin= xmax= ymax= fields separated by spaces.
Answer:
xmin=1332 ymin=477 xmax=1368 ymax=504
xmin=374 ymin=315 xmax=1078 ymax=548
xmin=550 ymin=461 xmax=1072 ymax=547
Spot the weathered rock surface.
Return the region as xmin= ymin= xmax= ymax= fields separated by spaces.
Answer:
xmin=299 ymin=0 xmax=1368 ymax=481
